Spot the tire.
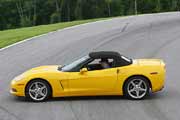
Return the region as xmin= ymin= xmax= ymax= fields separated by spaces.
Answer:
xmin=123 ymin=76 xmax=150 ymax=100
xmin=25 ymin=79 xmax=51 ymax=102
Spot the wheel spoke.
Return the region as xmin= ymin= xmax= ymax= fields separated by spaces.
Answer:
xmin=40 ymin=86 xmax=46 ymax=90
xmin=131 ymin=81 xmax=136 ymax=87
xmin=139 ymin=87 xmax=146 ymax=91
xmin=29 ymin=89 xmax=36 ymax=93
xmin=35 ymin=82 xmax=39 ymax=89
xmin=34 ymin=93 xmax=38 ymax=99
xmin=129 ymin=87 xmax=135 ymax=92
xmin=39 ymin=91 xmax=45 ymax=97
xmin=138 ymin=80 xmax=143 ymax=86
xmin=135 ymin=90 xmax=140 ymax=97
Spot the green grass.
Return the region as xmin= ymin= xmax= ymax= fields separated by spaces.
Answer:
xmin=0 ymin=18 xmax=109 ymax=49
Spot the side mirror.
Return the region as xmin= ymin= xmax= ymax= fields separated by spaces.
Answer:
xmin=80 ymin=68 xmax=88 ymax=74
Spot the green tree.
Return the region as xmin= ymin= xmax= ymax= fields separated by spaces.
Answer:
xmin=0 ymin=0 xmax=180 ymax=30
xmin=105 ymin=0 xmax=112 ymax=16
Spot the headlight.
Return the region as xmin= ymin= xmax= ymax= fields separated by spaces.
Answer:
xmin=14 ymin=74 xmax=25 ymax=81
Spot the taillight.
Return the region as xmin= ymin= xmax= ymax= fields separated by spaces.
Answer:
xmin=161 ymin=60 xmax=166 ymax=70
xmin=164 ymin=65 xmax=166 ymax=69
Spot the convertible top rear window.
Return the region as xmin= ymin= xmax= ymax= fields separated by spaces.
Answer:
xmin=121 ymin=55 xmax=132 ymax=63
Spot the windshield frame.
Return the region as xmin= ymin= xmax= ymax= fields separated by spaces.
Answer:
xmin=59 ymin=55 xmax=91 ymax=72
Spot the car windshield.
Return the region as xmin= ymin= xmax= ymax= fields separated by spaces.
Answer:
xmin=60 ymin=55 xmax=90 ymax=72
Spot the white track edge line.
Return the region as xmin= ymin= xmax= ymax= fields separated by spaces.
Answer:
xmin=0 ymin=18 xmax=114 ymax=52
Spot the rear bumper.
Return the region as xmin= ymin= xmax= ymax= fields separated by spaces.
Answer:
xmin=151 ymin=70 xmax=165 ymax=92
xmin=152 ymin=84 xmax=164 ymax=93
xmin=151 ymin=62 xmax=166 ymax=93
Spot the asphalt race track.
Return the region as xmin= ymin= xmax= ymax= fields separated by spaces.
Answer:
xmin=0 ymin=12 xmax=180 ymax=120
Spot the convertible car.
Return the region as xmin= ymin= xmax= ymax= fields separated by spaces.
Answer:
xmin=10 ymin=51 xmax=166 ymax=101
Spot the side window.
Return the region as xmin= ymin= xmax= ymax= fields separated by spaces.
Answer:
xmin=84 ymin=59 xmax=101 ymax=71
xmin=88 ymin=59 xmax=101 ymax=65
xmin=84 ymin=58 xmax=115 ymax=71
xmin=108 ymin=58 xmax=114 ymax=64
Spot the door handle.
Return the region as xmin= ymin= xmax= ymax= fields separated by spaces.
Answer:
xmin=117 ymin=69 xmax=120 ymax=74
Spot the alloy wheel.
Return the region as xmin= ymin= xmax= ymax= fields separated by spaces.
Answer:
xmin=28 ymin=82 xmax=48 ymax=101
xmin=127 ymin=79 xmax=147 ymax=99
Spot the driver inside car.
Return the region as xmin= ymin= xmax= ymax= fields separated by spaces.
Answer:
xmin=100 ymin=58 xmax=110 ymax=69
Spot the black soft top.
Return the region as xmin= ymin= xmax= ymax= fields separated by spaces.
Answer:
xmin=89 ymin=51 xmax=132 ymax=67
xmin=89 ymin=51 xmax=121 ymax=59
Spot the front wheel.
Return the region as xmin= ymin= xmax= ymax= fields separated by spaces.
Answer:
xmin=25 ymin=79 xmax=51 ymax=102
xmin=123 ymin=76 xmax=150 ymax=100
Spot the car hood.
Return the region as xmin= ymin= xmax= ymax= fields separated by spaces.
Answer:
xmin=23 ymin=65 xmax=61 ymax=75
xmin=133 ymin=59 xmax=164 ymax=66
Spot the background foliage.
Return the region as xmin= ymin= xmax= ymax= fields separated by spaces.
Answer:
xmin=0 ymin=0 xmax=180 ymax=30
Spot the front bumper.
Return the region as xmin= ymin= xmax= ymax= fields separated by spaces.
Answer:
xmin=10 ymin=80 xmax=25 ymax=97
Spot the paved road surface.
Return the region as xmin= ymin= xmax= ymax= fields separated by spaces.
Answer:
xmin=0 ymin=12 xmax=180 ymax=120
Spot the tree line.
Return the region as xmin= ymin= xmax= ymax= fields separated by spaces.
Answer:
xmin=0 ymin=0 xmax=180 ymax=30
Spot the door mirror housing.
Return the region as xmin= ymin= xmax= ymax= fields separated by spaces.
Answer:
xmin=80 ymin=68 xmax=88 ymax=74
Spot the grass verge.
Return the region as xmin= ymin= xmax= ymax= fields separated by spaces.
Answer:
xmin=0 ymin=18 xmax=109 ymax=49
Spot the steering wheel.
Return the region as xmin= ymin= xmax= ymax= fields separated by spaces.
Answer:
xmin=87 ymin=66 xmax=91 ymax=71
xmin=85 ymin=65 xmax=90 ymax=71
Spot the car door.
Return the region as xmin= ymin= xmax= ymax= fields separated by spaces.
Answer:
xmin=68 ymin=67 xmax=118 ymax=95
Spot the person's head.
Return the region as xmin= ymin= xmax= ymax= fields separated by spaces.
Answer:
xmin=100 ymin=58 xmax=110 ymax=68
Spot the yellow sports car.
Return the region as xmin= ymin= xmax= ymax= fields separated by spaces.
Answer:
xmin=10 ymin=51 xmax=166 ymax=101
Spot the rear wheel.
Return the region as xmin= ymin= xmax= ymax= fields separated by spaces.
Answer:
xmin=25 ymin=79 xmax=51 ymax=102
xmin=124 ymin=76 xmax=150 ymax=100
